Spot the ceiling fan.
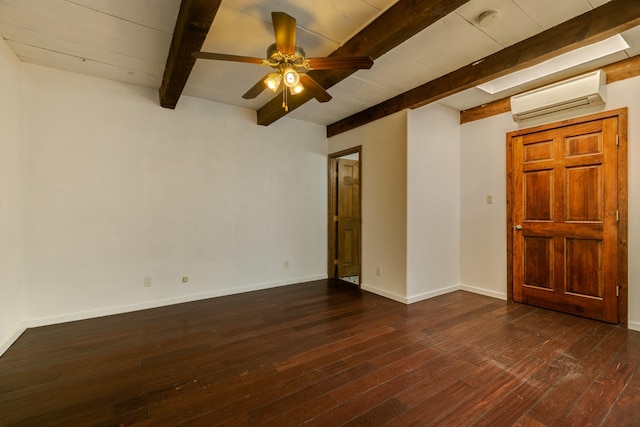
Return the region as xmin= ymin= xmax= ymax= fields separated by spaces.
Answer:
xmin=192 ymin=12 xmax=374 ymax=111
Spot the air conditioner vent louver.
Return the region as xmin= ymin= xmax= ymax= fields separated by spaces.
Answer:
xmin=510 ymin=70 xmax=606 ymax=122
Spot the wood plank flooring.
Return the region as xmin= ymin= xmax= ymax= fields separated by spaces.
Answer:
xmin=1 ymin=279 xmax=639 ymax=426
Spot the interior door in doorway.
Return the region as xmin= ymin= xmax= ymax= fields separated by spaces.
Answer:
xmin=509 ymin=111 xmax=627 ymax=324
xmin=337 ymin=158 xmax=360 ymax=280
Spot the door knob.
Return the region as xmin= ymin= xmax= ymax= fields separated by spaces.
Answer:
xmin=514 ymin=225 xmax=523 ymax=230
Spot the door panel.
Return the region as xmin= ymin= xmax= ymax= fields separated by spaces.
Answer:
xmin=523 ymin=236 xmax=553 ymax=289
xmin=524 ymin=169 xmax=553 ymax=220
xmin=511 ymin=117 xmax=619 ymax=323
xmin=565 ymin=166 xmax=602 ymax=221
xmin=337 ymin=159 xmax=360 ymax=277
xmin=565 ymin=238 xmax=602 ymax=297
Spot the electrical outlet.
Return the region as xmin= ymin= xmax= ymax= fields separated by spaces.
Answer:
xmin=283 ymin=260 xmax=289 ymax=269
xmin=182 ymin=276 xmax=189 ymax=283
xmin=144 ymin=277 xmax=152 ymax=287
xmin=486 ymin=194 xmax=493 ymax=204
xmin=376 ymin=267 xmax=382 ymax=276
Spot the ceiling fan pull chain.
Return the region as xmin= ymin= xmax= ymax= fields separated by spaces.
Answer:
xmin=282 ymin=87 xmax=288 ymax=111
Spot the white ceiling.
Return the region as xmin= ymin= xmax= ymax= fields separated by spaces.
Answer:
xmin=1 ymin=0 xmax=639 ymax=127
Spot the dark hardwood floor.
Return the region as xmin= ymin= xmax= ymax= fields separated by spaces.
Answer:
xmin=1 ymin=279 xmax=639 ymax=426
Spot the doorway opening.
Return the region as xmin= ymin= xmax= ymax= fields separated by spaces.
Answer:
xmin=328 ymin=147 xmax=362 ymax=286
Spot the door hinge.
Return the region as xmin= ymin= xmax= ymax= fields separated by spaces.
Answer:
xmin=616 ymin=210 xmax=619 ymax=221
xmin=334 ymin=259 xmax=339 ymax=266
xmin=616 ymin=285 xmax=621 ymax=297
xmin=616 ymin=134 xmax=619 ymax=146
xmin=334 ymin=215 xmax=338 ymax=222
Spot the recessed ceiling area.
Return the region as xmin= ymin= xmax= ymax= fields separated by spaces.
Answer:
xmin=1 ymin=0 xmax=639 ymax=128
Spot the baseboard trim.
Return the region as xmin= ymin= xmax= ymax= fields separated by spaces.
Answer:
xmin=459 ymin=284 xmax=507 ymax=301
xmin=628 ymin=321 xmax=640 ymax=332
xmin=0 ymin=321 xmax=28 ymax=357
xmin=360 ymin=284 xmax=408 ymax=304
xmin=364 ymin=283 xmax=508 ymax=305
xmin=406 ymin=285 xmax=461 ymax=304
xmin=27 ymin=274 xmax=328 ymax=328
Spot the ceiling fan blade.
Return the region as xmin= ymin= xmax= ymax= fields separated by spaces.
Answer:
xmin=306 ymin=56 xmax=374 ymax=70
xmin=299 ymin=74 xmax=332 ymax=103
xmin=272 ymin=12 xmax=296 ymax=55
xmin=192 ymin=51 xmax=264 ymax=65
xmin=242 ymin=74 xmax=272 ymax=99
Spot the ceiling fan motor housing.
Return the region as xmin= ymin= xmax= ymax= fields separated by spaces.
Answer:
xmin=266 ymin=42 xmax=306 ymax=68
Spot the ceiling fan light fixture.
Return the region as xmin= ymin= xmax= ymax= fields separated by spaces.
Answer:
xmin=264 ymin=72 xmax=282 ymax=92
xmin=283 ymin=68 xmax=300 ymax=87
xmin=290 ymin=81 xmax=304 ymax=95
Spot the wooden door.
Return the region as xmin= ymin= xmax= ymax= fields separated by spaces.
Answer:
xmin=510 ymin=114 xmax=624 ymax=323
xmin=337 ymin=159 xmax=360 ymax=277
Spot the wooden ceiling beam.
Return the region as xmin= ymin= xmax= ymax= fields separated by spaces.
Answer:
xmin=327 ymin=0 xmax=640 ymax=137
xmin=159 ymin=0 xmax=221 ymax=109
xmin=256 ymin=0 xmax=471 ymax=126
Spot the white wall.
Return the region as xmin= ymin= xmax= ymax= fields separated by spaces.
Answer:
xmin=407 ymin=104 xmax=461 ymax=302
xmin=460 ymin=76 xmax=640 ymax=330
xmin=460 ymin=113 xmax=511 ymax=299
xmin=21 ymin=64 xmax=328 ymax=326
xmin=328 ymin=111 xmax=408 ymax=302
xmin=0 ymin=38 xmax=27 ymax=354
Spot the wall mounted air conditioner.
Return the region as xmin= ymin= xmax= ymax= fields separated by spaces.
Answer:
xmin=510 ymin=70 xmax=606 ymax=122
